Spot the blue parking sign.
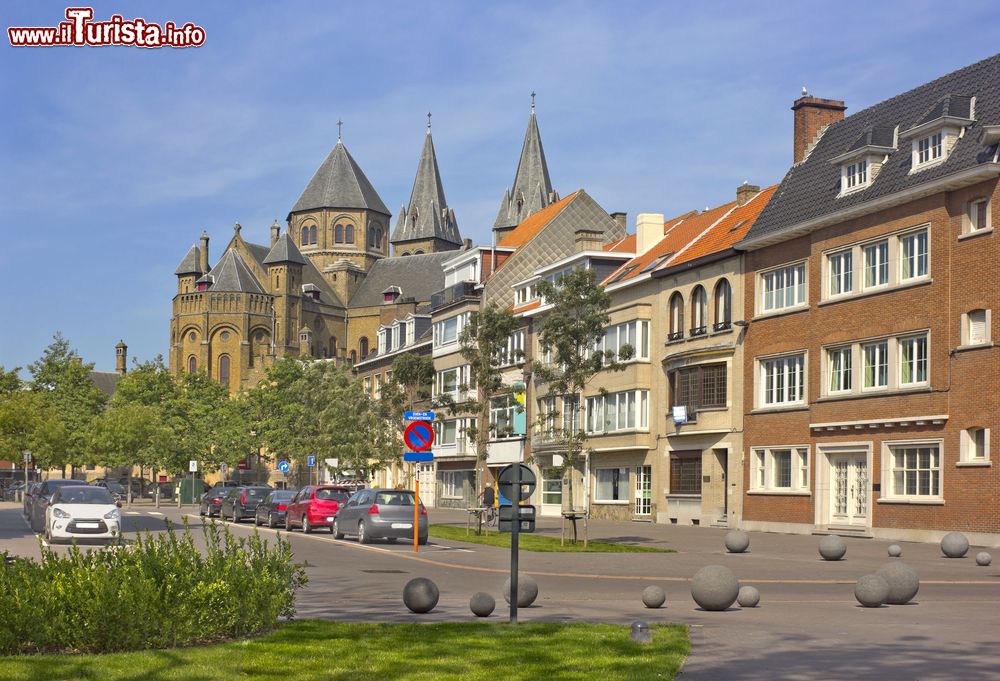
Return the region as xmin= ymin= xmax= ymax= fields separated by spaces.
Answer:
xmin=307 ymin=455 xmax=316 ymax=467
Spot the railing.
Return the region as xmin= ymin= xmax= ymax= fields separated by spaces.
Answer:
xmin=174 ymin=292 xmax=273 ymax=315
xmin=430 ymin=281 xmax=478 ymax=310
xmin=689 ymin=326 xmax=707 ymax=337
xmin=713 ymin=320 xmax=732 ymax=332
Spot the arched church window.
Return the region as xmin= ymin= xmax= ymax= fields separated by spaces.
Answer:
xmin=309 ymin=225 xmax=317 ymax=245
xmin=301 ymin=225 xmax=309 ymax=244
xmin=346 ymin=225 xmax=355 ymax=243
xmin=335 ymin=224 xmax=344 ymax=243
xmin=188 ymin=356 xmax=197 ymax=373
xmin=349 ymin=350 xmax=357 ymax=364
xmin=219 ymin=354 xmax=231 ymax=388
xmin=359 ymin=337 xmax=369 ymax=359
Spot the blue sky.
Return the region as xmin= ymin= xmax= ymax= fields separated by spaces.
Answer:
xmin=1 ymin=0 xmax=997 ymax=373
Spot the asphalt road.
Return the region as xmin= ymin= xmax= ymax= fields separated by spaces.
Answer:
xmin=3 ymin=502 xmax=1000 ymax=680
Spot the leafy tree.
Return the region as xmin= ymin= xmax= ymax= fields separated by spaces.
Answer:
xmin=391 ymin=353 xmax=434 ymax=411
xmin=440 ymin=304 xmax=523 ymax=493
xmin=0 ymin=367 xmax=23 ymax=395
xmin=0 ymin=389 xmax=66 ymax=472
xmin=89 ymin=402 xmax=171 ymax=502
xmin=246 ymin=357 xmax=308 ymax=481
xmin=533 ymin=268 xmax=629 ymax=536
xmin=28 ymin=334 xmax=107 ymax=475
xmin=374 ymin=352 xmax=434 ymax=487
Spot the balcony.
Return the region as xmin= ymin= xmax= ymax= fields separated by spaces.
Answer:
xmin=667 ymin=331 xmax=684 ymax=342
xmin=713 ymin=321 xmax=732 ymax=332
xmin=689 ymin=326 xmax=707 ymax=338
xmin=431 ymin=281 xmax=478 ymax=310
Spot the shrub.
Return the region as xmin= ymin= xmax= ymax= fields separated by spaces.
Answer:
xmin=0 ymin=520 xmax=306 ymax=654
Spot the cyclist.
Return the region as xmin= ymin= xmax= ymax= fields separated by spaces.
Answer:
xmin=480 ymin=482 xmax=497 ymax=526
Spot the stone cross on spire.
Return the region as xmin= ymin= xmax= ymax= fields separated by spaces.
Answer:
xmin=530 ymin=91 xmax=536 ymax=112
xmin=337 ymin=119 xmax=343 ymax=141
xmin=427 ymin=111 xmax=432 ymax=133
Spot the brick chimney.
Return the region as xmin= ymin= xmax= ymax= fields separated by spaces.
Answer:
xmin=199 ymin=231 xmax=210 ymax=274
xmin=792 ymin=94 xmax=846 ymax=164
xmin=736 ymin=182 xmax=760 ymax=206
xmin=574 ymin=228 xmax=604 ymax=252
xmin=610 ymin=212 xmax=627 ymax=232
xmin=635 ymin=213 xmax=664 ymax=257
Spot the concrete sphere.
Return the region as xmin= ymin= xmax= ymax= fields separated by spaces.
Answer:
xmin=469 ymin=592 xmax=495 ymax=617
xmin=641 ymin=586 xmax=666 ymax=608
xmin=887 ymin=544 xmax=902 ymax=558
xmin=690 ymin=565 xmax=739 ymax=611
xmin=876 ymin=561 xmax=919 ymax=605
xmin=854 ymin=574 xmax=889 ymax=608
xmin=819 ymin=535 xmax=847 ymax=561
xmin=402 ymin=577 xmax=439 ymax=614
xmin=502 ymin=574 xmax=538 ymax=607
xmin=737 ymin=585 xmax=760 ymax=608
xmin=975 ymin=551 xmax=992 ymax=567
xmin=725 ymin=530 xmax=750 ymax=554
xmin=941 ymin=532 xmax=970 ymax=558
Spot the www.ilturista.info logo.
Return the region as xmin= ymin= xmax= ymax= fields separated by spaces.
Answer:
xmin=8 ymin=7 xmax=206 ymax=48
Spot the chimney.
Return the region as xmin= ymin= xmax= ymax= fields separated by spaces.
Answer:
xmin=736 ymin=182 xmax=760 ymax=207
xmin=463 ymin=238 xmax=472 ymax=250
xmin=792 ymin=94 xmax=846 ymax=164
xmin=199 ymin=231 xmax=210 ymax=274
xmin=610 ymin=212 xmax=627 ymax=233
xmin=115 ymin=340 xmax=127 ymax=376
xmin=574 ymin=228 xmax=603 ymax=252
xmin=270 ymin=220 xmax=280 ymax=246
xmin=635 ymin=213 xmax=664 ymax=257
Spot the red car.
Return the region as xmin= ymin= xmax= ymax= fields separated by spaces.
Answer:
xmin=284 ymin=485 xmax=351 ymax=534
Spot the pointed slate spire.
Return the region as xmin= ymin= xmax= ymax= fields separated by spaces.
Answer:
xmin=493 ymin=101 xmax=558 ymax=231
xmin=290 ymin=141 xmax=389 ymax=215
xmin=263 ymin=232 xmax=308 ymax=266
xmin=174 ymin=245 xmax=203 ymax=276
xmin=204 ymin=249 xmax=266 ymax=293
xmin=391 ymin=123 xmax=462 ymax=248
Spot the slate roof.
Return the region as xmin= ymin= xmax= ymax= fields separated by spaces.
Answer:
xmin=290 ymin=141 xmax=390 ymax=215
xmin=239 ymin=236 xmax=343 ymax=307
xmin=174 ymin=245 xmax=202 ymax=275
xmin=846 ymin=125 xmax=897 ymax=152
xmin=348 ymin=250 xmax=458 ymax=308
xmin=263 ymin=232 xmax=307 ymax=265
xmin=494 ymin=110 xmax=558 ymax=230
xmin=205 ymin=249 xmax=267 ymax=294
xmin=743 ymin=53 xmax=1000 ymax=246
xmin=391 ymin=130 xmax=463 ymax=246
xmin=89 ymin=371 xmax=121 ymax=397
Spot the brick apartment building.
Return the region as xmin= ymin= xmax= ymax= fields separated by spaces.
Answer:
xmin=738 ymin=54 xmax=1000 ymax=544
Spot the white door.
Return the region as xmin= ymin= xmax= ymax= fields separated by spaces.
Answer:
xmin=633 ymin=465 xmax=652 ymax=516
xmin=417 ymin=463 xmax=435 ymax=507
xmin=540 ymin=468 xmax=562 ymax=517
xmin=830 ymin=454 xmax=868 ymax=526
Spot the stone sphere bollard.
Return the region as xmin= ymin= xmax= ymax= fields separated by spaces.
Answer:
xmin=976 ymin=552 xmax=992 ymax=567
xmin=887 ymin=544 xmax=902 ymax=558
xmin=469 ymin=592 xmax=495 ymax=617
xmin=854 ymin=574 xmax=889 ymax=608
xmin=819 ymin=535 xmax=847 ymax=561
xmin=737 ymin=585 xmax=760 ymax=608
xmin=725 ymin=530 xmax=750 ymax=554
xmin=503 ymin=574 xmax=539 ymax=607
xmin=941 ymin=532 xmax=969 ymax=558
xmin=403 ymin=577 xmax=439 ymax=614
xmin=641 ymin=586 xmax=666 ymax=608
xmin=690 ymin=565 xmax=739 ymax=611
xmin=629 ymin=621 xmax=652 ymax=644
xmin=876 ymin=562 xmax=919 ymax=605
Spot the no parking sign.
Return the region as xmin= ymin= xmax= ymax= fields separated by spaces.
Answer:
xmin=403 ymin=421 xmax=434 ymax=452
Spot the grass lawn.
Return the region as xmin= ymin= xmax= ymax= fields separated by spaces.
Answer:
xmin=429 ymin=524 xmax=675 ymax=553
xmin=0 ymin=620 xmax=690 ymax=681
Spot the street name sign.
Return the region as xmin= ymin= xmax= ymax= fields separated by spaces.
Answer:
xmin=403 ymin=451 xmax=434 ymax=463
xmin=404 ymin=411 xmax=434 ymax=421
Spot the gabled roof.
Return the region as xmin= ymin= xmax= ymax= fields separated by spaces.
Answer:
xmin=263 ymin=232 xmax=307 ymax=265
xmin=290 ymin=141 xmax=390 ymax=215
xmin=744 ymin=53 xmax=1000 ymax=247
xmin=391 ymin=130 xmax=462 ymax=246
xmin=497 ymin=191 xmax=578 ymax=249
xmin=604 ymin=234 xmax=636 ymax=253
xmin=89 ymin=371 xmax=121 ymax=397
xmin=915 ymin=93 xmax=974 ymax=127
xmin=846 ymin=124 xmax=897 ymax=152
xmin=494 ymin=110 xmax=557 ymax=230
xmin=205 ymin=249 xmax=266 ymax=294
xmin=348 ymin=251 xmax=457 ymax=308
xmin=174 ymin=245 xmax=202 ymax=275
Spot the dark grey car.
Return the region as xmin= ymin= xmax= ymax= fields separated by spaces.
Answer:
xmin=332 ymin=488 xmax=427 ymax=545
xmin=29 ymin=479 xmax=87 ymax=533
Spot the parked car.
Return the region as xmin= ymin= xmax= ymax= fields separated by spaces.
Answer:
xmin=29 ymin=479 xmax=91 ymax=533
xmin=198 ymin=486 xmax=238 ymax=518
xmin=220 ymin=486 xmax=271 ymax=523
xmin=284 ymin=485 xmax=352 ymax=534
xmin=91 ymin=480 xmax=128 ymax=502
xmin=254 ymin=490 xmax=296 ymax=528
xmin=4 ymin=480 xmax=26 ymax=501
xmin=332 ymin=488 xmax=428 ymax=545
xmin=44 ymin=485 xmax=121 ymax=545
xmin=22 ymin=482 xmax=41 ymax=518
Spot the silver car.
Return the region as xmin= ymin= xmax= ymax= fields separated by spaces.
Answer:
xmin=332 ymin=488 xmax=428 ymax=545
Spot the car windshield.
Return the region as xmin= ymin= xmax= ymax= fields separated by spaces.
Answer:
xmin=374 ymin=491 xmax=416 ymax=506
xmin=105 ymin=483 xmax=126 ymax=493
xmin=273 ymin=491 xmax=295 ymax=500
xmin=245 ymin=488 xmax=268 ymax=498
xmin=57 ymin=487 xmax=114 ymax=504
xmin=315 ymin=489 xmax=349 ymax=502
xmin=47 ymin=480 xmax=83 ymax=490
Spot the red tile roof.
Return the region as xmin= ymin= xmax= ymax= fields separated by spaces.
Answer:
xmin=603 ymin=234 xmax=635 ymax=253
xmin=497 ymin=191 xmax=579 ymax=249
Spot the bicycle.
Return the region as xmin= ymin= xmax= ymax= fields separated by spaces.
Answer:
xmin=484 ymin=505 xmax=498 ymax=528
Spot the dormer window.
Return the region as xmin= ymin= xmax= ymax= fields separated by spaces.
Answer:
xmin=917 ymin=132 xmax=943 ymax=165
xmin=832 ymin=125 xmax=896 ymax=196
xmin=845 ymin=160 xmax=868 ymax=190
xmin=901 ymin=94 xmax=974 ymax=173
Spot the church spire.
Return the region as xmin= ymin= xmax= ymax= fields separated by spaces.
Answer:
xmin=493 ymin=94 xmax=557 ymax=234
xmin=390 ymin=118 xmax=463 ymax=253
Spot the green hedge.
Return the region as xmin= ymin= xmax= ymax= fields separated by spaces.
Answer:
xmin=0 ymin=521 xmax=307 ymax=655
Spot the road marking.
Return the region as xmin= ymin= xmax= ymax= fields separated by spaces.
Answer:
xmin=125 ymin=511 xmax=141 ymax=516
xmin=148 ymin=511 xmax=164 ymax=516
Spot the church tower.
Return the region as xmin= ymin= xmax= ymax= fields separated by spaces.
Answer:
xmin=493 ymin=96 xmax=559 ymax=241
xmin=287 ymin=126 xmax=391 ymax=304
xmin=390 ymin=115 xmax=464 ymax=256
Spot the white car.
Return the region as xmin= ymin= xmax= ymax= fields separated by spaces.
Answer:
xmin=45 ymin=485 xmax=122 ymax=545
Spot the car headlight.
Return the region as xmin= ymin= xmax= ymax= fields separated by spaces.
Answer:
xmin=104 ymin=508 xmax=120 ymax=520
xmin=52 ymin=508 xmax=70 ymax=519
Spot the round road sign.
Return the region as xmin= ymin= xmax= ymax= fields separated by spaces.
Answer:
xmin=497 ymin=464 xmax=537 ymax=503
xmin=278 ymin=460 xmax=290 ymax=474
xmin=404 ymin=420 xmax=434 ymax=452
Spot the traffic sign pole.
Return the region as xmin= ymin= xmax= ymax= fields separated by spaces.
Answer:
xmin=509 ymin=459 xmax=520 ymax=624
xmin=413 ymin=477 xmax=419 ymax=554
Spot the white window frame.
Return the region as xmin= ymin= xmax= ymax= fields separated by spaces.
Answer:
xmin=594 ymin=467 xmax=630 ymax=504
xmin=759 ymin=262 xmax=807 ymax=314
xmin=827 ymin=249 xmax=853 ymax=297
xmin=435 ymin=419 xmax=459 ymax=447
xmin=827 ymin=346 xmax=853 ymax=395
xmin=585 ymin=390 xmax=649 ymax=434
xmin=758 ymin=353 xmax=806 ymax=408
xmin=843 ymin=159 xmax=869 ymax=192
xmin=880 ymin=440 xmax=943 ymax=502
xmin=959 ymin=427 xmax=991 ymax=465
xmin=599 ymin=320 xmax=650 ymax=362
xmin=898 ymin=334 xmax=929 ymax=387
xmin=440 ymin=471 xmax=464 ymax=499
xmin=749 ymin=446 xmax=810 ymax=494
xmin=862 ymin=239 xmax=890 ymax=290
xmin=861 ymin=340 xmax=889 ymax=392
xmin=899 ymin=229 xmax=929 ymax=282
xmin=433 ymin=313 xmax=467 ymax=349
xmin=489 ymin=394 xmax=518 ymax=439
xmin=916 ymin=132 xmax=943 ymax=166
xmin=821 ymin=226 xmax=931 ymax=303
xmin=961 ymin=309 xmax=991 ymax=348
xmin=964 ymin=197 xmax=992 ymax=235
xmin=497 ymin=330 xmax=526 ymax=368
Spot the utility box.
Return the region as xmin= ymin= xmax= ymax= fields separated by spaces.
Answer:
xmin=176 ymin=477 xmax=206 ymax=504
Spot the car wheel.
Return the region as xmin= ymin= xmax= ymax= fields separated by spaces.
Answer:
xmin=358 ymin=520 xmax=370 ymax=544
xmin=268 ymin=513 xmax=276 ymax=529
xmin=418 ymin=536 xmax=428 ymax=546
xmin=285 ymin=515 xmax=293 ymax=532
xmin=254 ymin=513 xmax=260 ymax=527
xmin=386 ymin=537 xmax=398 ymax=544
xmin=333 ymin=518 xmax=344 ymax=539
xmin=199 ymin=506 xmax=206 ymax=517
xmin=303 ymin=516 xmax=312 ymax=534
